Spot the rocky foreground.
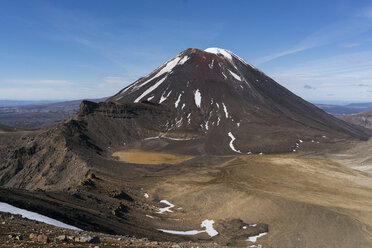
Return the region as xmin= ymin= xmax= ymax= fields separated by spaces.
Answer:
xmin=0 ymin=212 xmax=220 ymax=248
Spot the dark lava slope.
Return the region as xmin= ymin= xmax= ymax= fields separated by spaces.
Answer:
xmin=108 ymin=47 xmax=371 ymax=154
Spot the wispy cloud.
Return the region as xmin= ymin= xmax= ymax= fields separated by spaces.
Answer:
xmin=269 ymin=50 xmax=372 ymax=102
xmin=6 ymin=79 xmax=74 ymax=86
xmin=0 ymin=75 xmax=130 ymax=100
xmin=255 ymin=10 xmax=372 ymax=64
xmin=340 ymin=43 xmax=359 ymax=48
xmin=304 ymin=84 xmax=316 ymax=90
xmin=360 ymin=6 xmax=372 ymax=19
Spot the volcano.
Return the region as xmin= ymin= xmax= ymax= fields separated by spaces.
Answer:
xmin=106 ymin=47 xmax=370 ymax=154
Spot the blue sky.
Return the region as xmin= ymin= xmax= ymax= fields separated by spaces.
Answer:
xmin=1 ymin=0 xmax=372 ymax=104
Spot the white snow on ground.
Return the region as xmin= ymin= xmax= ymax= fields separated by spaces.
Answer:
xmin=299 ymin=139 xmax=303 ymax=143
xmin=237 ymin=122 xmax=240 ymax=127
xmin=146 ymin=215 xmax=154 ymax=219
xmin=201 ymin=219 xmax=219 ymax=237
xmin=247 ymin=232 xmax=267 ymax=242
xmin=187 ymin=113 xmax=191 ymax=124
xmin=217 ymin=116 xmax=221 ymax=126
xmin=243 ymin=226 xmax=247 ymax=229
xmin=178 ymin=56 xmax=189 ymax=65
xmin=134 ymin=76 xmax=167 ymax=103
xmin=228 ymin=132 xmax=241 ymax=153
xmin=259 ymin=152 xmax=263 ymax=155
xmin=181 ymin=103 xmax=186 ymax=110
xmin=144 ymin=193 xmax=149 ymax=198
xmin=208 ymin=59 xmax=214 ymax=69
xmin=216 ymin=103 xmax=220 ymax=109
xmin=157 ymin=200 xmax=175 ymax=214
xmin=153 ymin=56 xmax=181 ymax=79
xmin=250 ymin=224 xmax=257 ymax=227
xmin=176 ymin=117 xmax=183 ymax=127
xmin=222 ymin=103 xmax=229 ymax=118
xmin=158 ymin=219 xmax=218 ymax=237
xmin=144 ymin=137 xmax=159 ymax=140
xmin=147 ymin=96 xmax=154 ymax=101
xmin=205 ymin=120 xmax=209 ymax=130
xmin=205 ymin=47 xmax=232 ymax=60
xmin=157 ymin=229 xmax=204 ymax=235
xmin=194 ymin=89 xmax=202 ymax=108
xmin=161 ymin=136 xmax=193 ymax=141
xmin=133 ymin=56 xmax=179 ymax=90
xmin=175 ymin=94 xmax=182 ymax=108
xmin=159 ymin=90 xmax=172 ymax=104
xmin=0 ymin=202 xmax=81 ymax=230
xmin=222 ymin=71 xmax=227 ymax=79
xmin=228 ymin=69 xmax=242 ymax=81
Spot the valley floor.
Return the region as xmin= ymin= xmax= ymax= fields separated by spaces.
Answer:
xmin=2 ymin=147 xmax=372 ymax=247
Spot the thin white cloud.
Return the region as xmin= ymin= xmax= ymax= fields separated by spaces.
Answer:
xmin=6 ymin=79 xmax=74 ymax=86
xmin=268 ymin=50 xmax=372 ymax=102
xmin=0 ymin=75 xmax=130 ymax=100
xmin=255 ymin=17 xmax=372 ymax=64
xmin=360 ymin=6 xmax=372 ymax=19
xmin=340 ymin=43 xmax=359 ymax=48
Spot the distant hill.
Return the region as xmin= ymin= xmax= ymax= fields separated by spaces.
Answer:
xmin=0 ymin=123 xmax=24 ymax=132
xmin=0 ymin=98 xmax=106 ymax=129
xmin=341 ymin=110 xmax=372 ymax=130
xmin=316 ymin=102 xmax=372 ymax=116
xmin=0 ymin=100 xmax=58 ymax=107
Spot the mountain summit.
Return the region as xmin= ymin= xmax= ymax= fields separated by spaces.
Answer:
xmin=107 ymin=47 xmax=370 ymax=154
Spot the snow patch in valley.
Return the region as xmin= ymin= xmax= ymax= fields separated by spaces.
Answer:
xmin=157 ymin=229 xmax=204 ymax=236
xmin=144 ymin=193 xmax=149 ymax=198
xmin=161 ymin=136 xmax=193 ymax=141
xmin=228 ymin=69 xmax=241 ymax=81
xmin=194 ymin=89 xmax=202 ymax=108
xmin=146 ymin=215 xmax=154 ymax=219
xmin=228 ymin=132 xmax=241 ymax=153
xmin=0 ymin=202 xmax=81 ymax=230
xmin=157 ymin=200 xmax=175 ymax=214
xmin=201 ymin=219 xmax=219 ymax=237
xmin=157 ymin=219 xmax=218 ymax=237
xmin=247 ymin=232 xmax=267 ymax=242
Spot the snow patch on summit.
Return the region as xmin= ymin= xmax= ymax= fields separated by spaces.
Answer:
xmin=205 ymin=47 xmax=232 ymax=60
